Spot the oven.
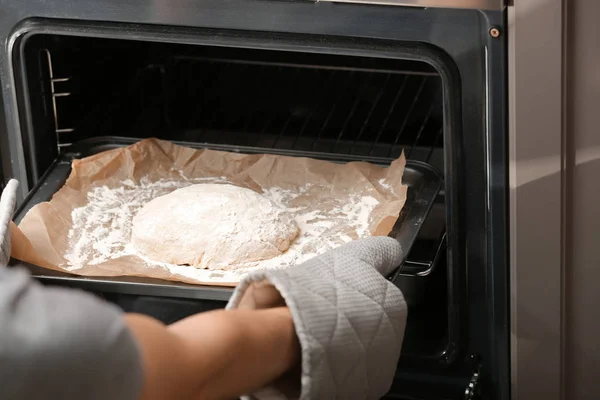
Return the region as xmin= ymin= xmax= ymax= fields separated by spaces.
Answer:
xmin=0 ymin=1 xmax=509 ymax=399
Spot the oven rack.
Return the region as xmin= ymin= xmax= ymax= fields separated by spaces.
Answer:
xmin=43 ymin=46 xmax=445 ymax=171
xmin=13 ymin=136 xmax=443 ymax=304
xmin=163 ymin=55 xmax=443 ymax=160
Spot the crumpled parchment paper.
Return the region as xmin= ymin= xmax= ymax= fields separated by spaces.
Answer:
xmin=11 ymin=138 xmax=406 ymax=287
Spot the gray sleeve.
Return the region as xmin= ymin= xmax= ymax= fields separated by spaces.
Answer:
xmin=0 ymin=266 xmax=143 ymax=400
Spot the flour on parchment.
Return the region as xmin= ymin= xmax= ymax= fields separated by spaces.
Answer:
xmin=63 ymin=173 xmax=381 ymax=283
xmin=64 ymin=175 xmax=229 ymax=267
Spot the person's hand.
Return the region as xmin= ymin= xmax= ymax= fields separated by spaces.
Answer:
xmin=227 ymin=236 xmax=408 ymax=400
xmin=0 ymin=179 xmax=18 ymax=266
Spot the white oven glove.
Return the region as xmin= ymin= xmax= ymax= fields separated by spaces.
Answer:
xmin=227 ymin=236 xmax=408 ymax=400
xmin=0 ymin=179 xmax=18 ymax=266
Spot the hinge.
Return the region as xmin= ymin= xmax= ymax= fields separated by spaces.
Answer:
xmin=464 ymin=354 xmax=482 ymax=400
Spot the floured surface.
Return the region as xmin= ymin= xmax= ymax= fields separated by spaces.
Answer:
xmin=61 ymin=178 xmax=385 ymax=283
xmin=64 ymin=177 xmax=229 ymax=267
xmin=12 ymin=138 xmax=407 ymax=286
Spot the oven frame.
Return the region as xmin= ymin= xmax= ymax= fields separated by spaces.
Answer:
xmin=0 ymin=2 xmax=508 ymax=399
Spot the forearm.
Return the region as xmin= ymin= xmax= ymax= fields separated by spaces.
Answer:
xmin=126 ymin=307 xmax=300 ymax=400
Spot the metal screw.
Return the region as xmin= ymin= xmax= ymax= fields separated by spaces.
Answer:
xmin=489 ymin=27 xmax=501 ymax=38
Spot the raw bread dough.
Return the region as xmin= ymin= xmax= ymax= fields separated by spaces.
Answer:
xmin=131 ymin=183 xmax=299 ymax=270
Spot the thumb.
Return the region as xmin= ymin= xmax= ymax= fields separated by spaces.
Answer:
xmin=331 ymin=236 xmax=404 ymax=277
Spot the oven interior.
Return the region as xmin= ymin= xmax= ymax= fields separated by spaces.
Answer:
xmin=13 ymin=34 xmax=465 ymax=383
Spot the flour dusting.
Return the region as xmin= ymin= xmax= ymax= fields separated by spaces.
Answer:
xmin=64 ymin=175 xmax=229 ymax=267
xmin=63 ymin=173 xmax=382 ymax=283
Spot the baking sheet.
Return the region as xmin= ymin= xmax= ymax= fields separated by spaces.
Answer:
xmin=11 ymin=138 xmax=407 ymax=287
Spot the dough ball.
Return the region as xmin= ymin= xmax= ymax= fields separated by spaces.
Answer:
xmin=131 ymin=183 xmax=299 ymax=270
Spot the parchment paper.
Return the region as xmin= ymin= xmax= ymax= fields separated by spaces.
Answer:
xmin=11 ymin=138 xmax=407 ymax=287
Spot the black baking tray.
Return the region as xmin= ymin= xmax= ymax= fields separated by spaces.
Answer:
xmin=12 ymin=136 xmax=443 ymax=302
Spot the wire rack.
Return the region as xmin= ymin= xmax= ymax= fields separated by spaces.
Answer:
xmin=165 ymin=57 xmax=444 ymax=165
xmin=46 ymin=48 xmax=445 ymax=168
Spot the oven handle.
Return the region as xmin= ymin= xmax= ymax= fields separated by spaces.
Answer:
xmin=398 ymin=231 xmax=446 ymax=277
xmin=312 ymin=0 xmax=505 ymax=11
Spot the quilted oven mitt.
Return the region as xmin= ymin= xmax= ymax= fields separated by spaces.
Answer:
xmin=0 ymin=179 xmax=18 ymax=266
xmin=227 ymin=236 xmax=408 ymax=400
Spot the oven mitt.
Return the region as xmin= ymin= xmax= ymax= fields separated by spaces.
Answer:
xmin=227 ymin=236 xmax=408 ymax=400
xmin=0 ymin=179 xmax=18 ymax=266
